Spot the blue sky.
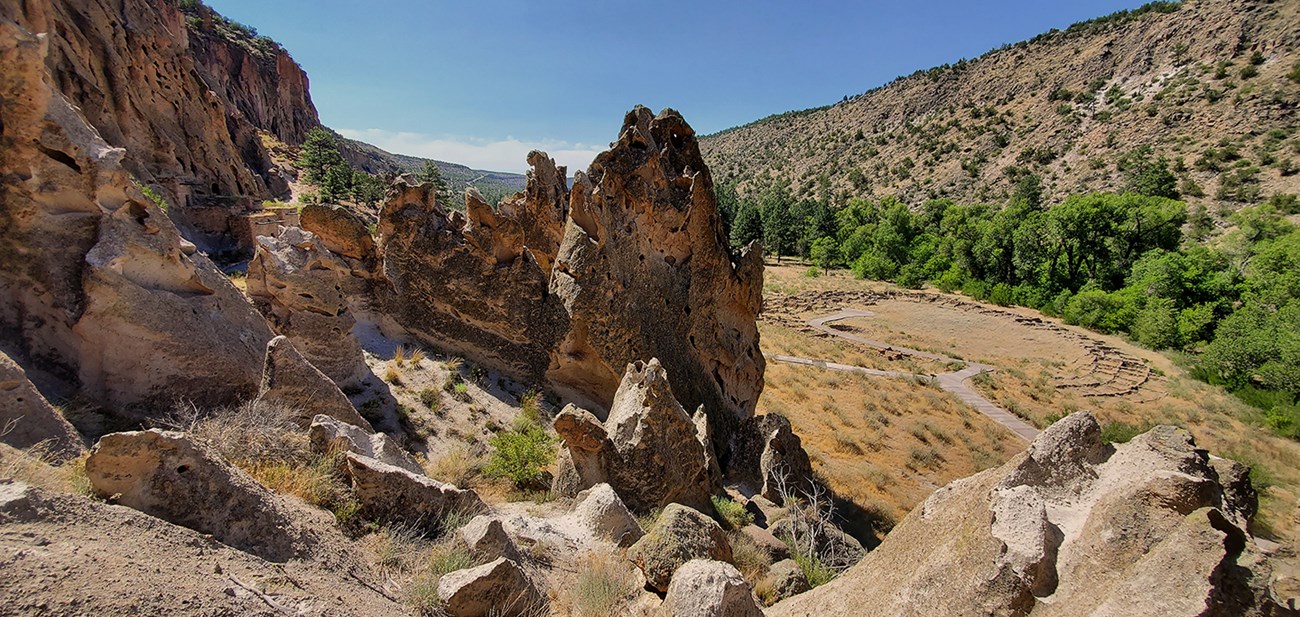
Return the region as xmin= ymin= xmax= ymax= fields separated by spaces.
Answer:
xmin=205 ymin=0 xmax=1151 ymax=172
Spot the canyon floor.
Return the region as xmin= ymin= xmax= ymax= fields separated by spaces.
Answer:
xmin=755 ymin=262 xmax=1300 ymax=558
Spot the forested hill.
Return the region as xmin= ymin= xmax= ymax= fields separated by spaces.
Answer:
xmin=700 ymin=0 xmax=1300 ymax=210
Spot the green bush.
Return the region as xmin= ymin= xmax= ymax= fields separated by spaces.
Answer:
xmin=710 ymin=495 xmax=754 ymax=530
xmin=1101 ymin=421 xmax=1146 ymax=444
xmin=484 ymin=419 xmax=556 ymax=489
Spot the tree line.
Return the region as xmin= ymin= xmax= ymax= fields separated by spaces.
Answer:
xmin=296 ymin=127 xmax=452 ymax=208
xmin=718 ymin=160 xmax=1300 ymax=439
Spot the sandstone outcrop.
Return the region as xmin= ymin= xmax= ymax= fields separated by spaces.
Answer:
xmin=307 ymin=414 xmax=414 ymax=470
xmin=627 ymin=503 xmax=733 ymax=592
xmin=437 ymin=557 xmax=544 ymax=617
xmin=659 ymin=559 xmax=764 ymax=617
xmin=552 ymin=359 xmax=718 ymax=512
xmin=768 ymin=412 xmax=1292 ymax=617
xmin=0 ymin=351 xmax=84 ymax=460
xmin=248 ymin=227 xmax=371 ymax=389
xmin=85 ymin=430 xmax=315 ymax=562
xmin=549 ymin=106 xmax=765 ymax=452
xmin=0 ymin=21 xmax=276 ymax=415
xmin=344 ymin=452 xmax=484 ymax=531
xmin=262 ymin=338 xmax=373 ymax=430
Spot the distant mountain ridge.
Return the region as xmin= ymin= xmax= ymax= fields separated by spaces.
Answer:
xmin=700 ymin=0 xmax=1300 ymax=209
xmin=338 ymin=138 xmax=529 ymax=206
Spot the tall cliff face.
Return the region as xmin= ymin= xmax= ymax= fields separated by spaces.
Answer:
xmin=0 ymin=0 xmax=319 ymax=248
xmin=0 ymin=18 xmax=276 ymax=417
xmin=183 ymin=4 xmax=319 ymax=147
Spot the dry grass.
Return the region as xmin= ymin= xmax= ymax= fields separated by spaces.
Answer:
xmin=424 ymin=444 xmax=483 ymax=488
xmin=158 ymin=401 xmax=359 ymax=525
xmin=727 ymin=530 xmax=773 ymax=583
xmin=0 ymin=441 xmax=92 ymax=496
xmin=760 ymin=263 xmax=1300 ymax=549
xmin=552 ymin=551 xmax=640 ymax=617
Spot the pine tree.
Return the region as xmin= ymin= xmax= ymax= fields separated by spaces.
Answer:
xmin=730 ymin=200 xmax=764 ymax=249
xmin=416 ymin=160 xmax=453 ymax=204
xmin=297 ymin=127 xmax=347 ymax=186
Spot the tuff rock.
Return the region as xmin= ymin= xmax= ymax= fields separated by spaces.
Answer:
xmin=0 ymin=21 xmax=276 ymax=415
xmin=437 ymin=557 xmax=544 ymax=617
xmin=767 ymin=412 xmax=1292 ymax=617
xmin=84 ymin=430 xmax=315 ymax=562
xmin=307 ymin=414 xmax=413 ymax=472
xmin=570 ymin=483 xmax=645 ymax=547
xmin=659 ymin=559 xmax=764 ymax=617
xmin=552 ymin=359 xmax=717 ymax=512
xmin=344 ymin=452 xmax=484 ymax=530
xmin=0 ymin=351 xmax=84 ymax=460
xmin=627 ymin=503 xmax=733 ymax=592
xmin=248 ymin=227 xmax=370 ymax=389
xmin=261 ymin=338 xmax=373 ymax=431
xmin=459 ymin=515 xmax=521 ymax=562
xmin=728 ymin=413 xmax=815 ymax=505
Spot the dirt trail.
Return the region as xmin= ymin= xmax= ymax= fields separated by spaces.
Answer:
xmin=772 ymin=309 xmax=1042 ymax=442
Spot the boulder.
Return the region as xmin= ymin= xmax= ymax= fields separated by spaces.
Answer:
xmin=764 ymin=559 xmax=811 ymax=601
xmin=247 ymin=226 xmax=370 ymax=389
xmin=728 ymin=414 xmax=815 ymax=505
xmin=0 ymin=351 xmax=84 ymax=460
xmin=84 ymin=430 xmax=313 ymax=562
xmin=570 ymin=483 xmax=644 ymax=546
xmin=436 ymin=557 xmax=543 ymax=617
xmin=308 ymin=414 xmax=414 ymax=472
xmin=0 ymin=22 xmax=276 ymax=415
xmin=628 ymin=503 xmax=733 ymax=592
xmin=460 ymin=515 xmax=520 ymax=561
xmin=767 ymin=412 xmax=1291 ymax=616
xmin=262 ymin=338 xmax=374 ymax=431
xmin=659 ymin=560 xmax=764 ymax=617
xmin=344 ymin=452 xmax=484 ymax=531
xmin=552 ymin=359 xmax=717 ymax=513
xmin=741 ymin=524 xmax=790 ymax=561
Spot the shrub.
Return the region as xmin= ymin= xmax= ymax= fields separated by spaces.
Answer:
xmin=1100 ymin=422 xmax=1146 ymax=444
xmin=484 ymin=419 xmax=556 ymax=489
xmin=988 ymin=283 xmax=1014 ymax=307
xmin=710 ymin=495 xmax=755 ymax=530
xmin=418 ymin=388 xmax=442 ymax=411
xmin=795 ymin=552 xmax=835 ymax=588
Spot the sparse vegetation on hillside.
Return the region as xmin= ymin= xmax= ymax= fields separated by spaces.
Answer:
xmin=701 ymin=0 xmax=1298 ymax=210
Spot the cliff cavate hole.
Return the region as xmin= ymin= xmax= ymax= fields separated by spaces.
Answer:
xmin=37 ymin=145 xmax=81 ymax=173
xmin=176 ymin=465 xmax=190 ymax=474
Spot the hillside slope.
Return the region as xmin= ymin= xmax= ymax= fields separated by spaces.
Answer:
xmin=338 ymin=138 xmax=528 ymax=206
xmin=700 ymin=0 xmax=1300 ymax=209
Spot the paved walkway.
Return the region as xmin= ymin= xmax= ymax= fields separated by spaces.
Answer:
xmin=772 ymin=309 xmax=1041 ymax=442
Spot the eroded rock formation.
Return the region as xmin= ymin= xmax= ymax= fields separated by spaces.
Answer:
xmin=549 ymin=107 xmax=765 ymax=453
xmin=374 ymin=109 xmax=765 ymax=456
xmin=768 ymin=412 xmax=1292 ymax=616
xmin=0 ymin=0 xmax=319 ymax=247
xmin=0 ymin=20 xmax=277 ymax=415
xmin=248 ymin=227 xmax=370 ymax=388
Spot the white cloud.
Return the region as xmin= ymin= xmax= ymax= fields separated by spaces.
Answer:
xmin=336 ymin=128 xmax=603 ymax=174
